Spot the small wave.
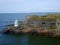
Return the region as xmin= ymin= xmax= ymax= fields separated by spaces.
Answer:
xmin=0 ymin=20 xmax=14 ymax=23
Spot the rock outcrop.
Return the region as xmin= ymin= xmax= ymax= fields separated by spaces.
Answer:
xmin=2 ymin=26 xmax=60 ymax=39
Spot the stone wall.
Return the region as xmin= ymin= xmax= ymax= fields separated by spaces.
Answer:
xmin=27 ymin=20 xmax=57 ymax=29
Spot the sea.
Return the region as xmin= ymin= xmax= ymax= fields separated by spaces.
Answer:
xmin=0 ymin=13 xmax=60 ymax=45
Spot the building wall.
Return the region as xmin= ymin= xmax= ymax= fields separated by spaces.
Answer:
xmin=27 ymin=20 xmax=57 ymax=29
xmin=56 ymin=20 xmax=60 ymax=30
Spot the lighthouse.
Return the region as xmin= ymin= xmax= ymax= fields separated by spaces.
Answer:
xmin=14 ymin=20 xmax=18 ymax=27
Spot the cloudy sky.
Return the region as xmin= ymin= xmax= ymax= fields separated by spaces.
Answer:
xmin=0 ymin=0 xmax=60 ymax=13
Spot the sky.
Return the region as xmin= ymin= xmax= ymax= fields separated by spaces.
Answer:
xmin=0 ymin=0 xmax=60 ymax=13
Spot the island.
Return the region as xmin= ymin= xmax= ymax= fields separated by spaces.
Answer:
xmin=2 ymin=13 xmax=60 ymax=38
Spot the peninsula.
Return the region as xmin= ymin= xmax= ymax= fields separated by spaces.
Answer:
xmin=2 ymin=13 xmax=60 ymax=38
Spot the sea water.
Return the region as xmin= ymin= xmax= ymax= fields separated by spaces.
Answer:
xmin=0 ymin=13 xmax=60 ymax=45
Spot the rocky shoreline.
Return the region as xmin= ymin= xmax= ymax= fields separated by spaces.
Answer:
xmin=2 ymin=25 xmax=60 ymax=39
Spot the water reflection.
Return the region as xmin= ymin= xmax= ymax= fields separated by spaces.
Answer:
xmin=0 ymin=34 xmax=60 ymax=45
xmin=28 ymin=35 xmax=60 ymax=45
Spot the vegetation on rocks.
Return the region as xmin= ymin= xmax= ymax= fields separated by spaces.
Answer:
xmin=28 ymin=14 xmax=60 ymax=21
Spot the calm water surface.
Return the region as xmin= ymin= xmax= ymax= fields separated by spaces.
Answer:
xmin=0 ymin=13 xmax=60 ymax=45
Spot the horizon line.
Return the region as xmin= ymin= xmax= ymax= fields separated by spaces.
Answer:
xmin=0 ymin=12 xmax=60 ymax=13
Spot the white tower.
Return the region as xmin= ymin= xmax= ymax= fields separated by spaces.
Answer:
xmin=14 ymin=20 xmax=18 ymax=27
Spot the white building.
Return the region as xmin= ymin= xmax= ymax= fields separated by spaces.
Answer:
xmin=14 ymin=20 xmax=18 ymax=27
